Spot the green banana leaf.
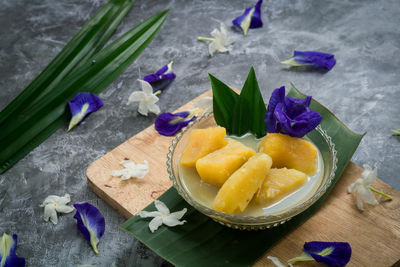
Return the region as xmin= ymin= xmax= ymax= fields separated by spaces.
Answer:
xmin=0 ymin=0 xmax=136 ymax=127
xmin=0 ymin=10 xmax=169 ymax=173
xmin=121 ymin=85 xmax=364 ymax=267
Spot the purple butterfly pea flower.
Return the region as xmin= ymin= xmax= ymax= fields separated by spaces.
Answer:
xmin=232 ymin=0 xmax=263 ymax=35
xmin=265 ymin=86 xmax=322 ymax=138
xmin=289 ymin=241 xmax=352 ymax=267
xmin=281 ymin=50 xmax=336 ymax=70
xmin=143 ymin=61 xmax=176 ymax=92
xmin=73 ymin=203 xmax=105 ymax=254
xmin=0 ymin=233 xmax=25 ymax=267
xmin=67 ymin=92 xmax=103 ymax=131
xmin=155 ymin=109 xmax=199 ymax=136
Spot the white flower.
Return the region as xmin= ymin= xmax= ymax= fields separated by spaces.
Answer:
xmin=40 ymin=194 xmax=74 ymax=224
xmin=267 ymin=256 xmax=293 ymax=267
xmin=347 ymin=164 xmax=379 ymax=211
xmin=128 ymin=79 xmax=161 ymax=116
xmin=111 ymin=160 xmax=149 ymax=180
xmin=193 ymin=96 xmax=213 ymax=113
xmin=138 ymin=200 xmax=187 ymax=233
xmin=198 ymin=23 xmax=236 ymax=56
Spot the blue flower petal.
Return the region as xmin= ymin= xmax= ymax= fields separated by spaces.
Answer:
xmin=73 ymin=203 xmax=105 ymax=254
xmin=67 ymin=92 xmax=103 ymax=131
xmin=155 ymin=110 xmax=197 ymax=136
xmin=232 ymin=0 xmax=263 ymax=35
xmin=281 ymin=50 xmax=336 ymax=70
xmin=265 ymin=86 xmax=322 ymax=137
xmin=0 ymin=233 xmax=25 ymax=267
xmin=304 ymin=241 xmax=352 ymax=267
xmin=143 ymin=61 xmax=176 ymax=92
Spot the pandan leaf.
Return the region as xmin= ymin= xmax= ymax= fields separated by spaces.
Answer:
xmin=121 ymin=85 xmax=364 ymax=267
xmin=209 ymin=74 xmax=239 ymax=134
xmin=231 ymin=67 xmax=266 ymax=138
xmin=209 ymin=67 xmax=266 ymax=137
xmin=0 ymin=0 xmax=136 ymax=127
xmin=0 ymin=9 xmax=169 ymax=173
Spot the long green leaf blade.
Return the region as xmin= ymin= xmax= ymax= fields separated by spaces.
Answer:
xmin=209 ymin=74 xmax=239 ymax=134
xmin=0 ymin=9 xmax=169 ymax=173
xmin=0 ymin=0 xmax=135 ymax=127
xmin=231 ymin=67 xmax=266 ymax=138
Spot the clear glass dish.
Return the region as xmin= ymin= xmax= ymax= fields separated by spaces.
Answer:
xmin=167 ymin=113 xmax=337 ymax=230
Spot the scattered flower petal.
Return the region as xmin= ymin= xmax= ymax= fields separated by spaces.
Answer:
xmin=232 ymin=0 xmax=263 ymax=35
xmin=267 ymin=256 xmax=293 ymax=267
xmin=288 ymin=241 xmax=352 ymax=267
xmin=347 ymin=164 xmax=392 ymax=210
xmin=138 ymin=200 xmax=187 ymax=233
xmin=281 ymin=51 xmax=336 ymax=70
xmin=73 ymin=203 xmax=105 ymax=254
xmin=265 ymin=86 xmax=322 ymax=137
xmin=40 ymin=194 xmax=74 ymax=224
xmin=392 ymin=129 xmax=400 ymax=135
xmin=193 ymin=96 xmax=213 ymax=113
xmin=111 ymin=160 xmax=149 ymax=180
xmin=68 ymin=93 xmax=103 ymax=131
xmin=0 ymin=233 xmax=25 ymax=267
xmin=155 ymin=109 xmax=199 ymax=136
xmin=128 ymin=80 xmax=161 ymax=116
xmin=198 ymin=23 xmax=236 ymax=56
xmin=143 ymin=61 xmax=176 ymax=92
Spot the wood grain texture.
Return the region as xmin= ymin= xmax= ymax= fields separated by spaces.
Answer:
xmin=87 ymin=90 xmax=400 ymax=267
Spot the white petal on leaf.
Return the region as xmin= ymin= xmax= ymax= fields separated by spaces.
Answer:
xmin=149 ymin=216 xmax=163 ymax=233
xmin=139 ymin=200 xmax=187 ymax=233
xmin=154 ymin=199 xmax=170 ymax=215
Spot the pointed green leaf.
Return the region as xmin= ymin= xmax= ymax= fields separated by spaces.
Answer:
xmin=0 ymin=0 xmax=136 ymax=127
xmin=209 ymin=74 xmax=239 ymax=134
xmin=121 ymin=85 xmax=364 ymax=267
xmin=0 ymin=9 xmax=169 ymax=173
xmin=231 ymin=67 xmax=266 ymax=138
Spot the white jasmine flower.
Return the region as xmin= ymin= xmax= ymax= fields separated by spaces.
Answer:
xmin=128 ymin=79 xmax=161 ymax=116
xmin=138 ymin=200 xmax=187 ymax=233
xmin=347 ymin=164 xmax=379 ymax=211
xmin=111 ymin=160 xmax=149 ymax=180
xmin=40 ymin=194 xmax=74 ymax=224
xmin=267 ymin=256 xmax=293 ymax=267
xmin=198 ymin=23 xmax=236 ymax=56
xmin=193 ymin=96 xmax=213 ymax=113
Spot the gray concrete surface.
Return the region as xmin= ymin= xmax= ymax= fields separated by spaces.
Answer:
xmin=0 ymin=0 xmax=399 ymax=266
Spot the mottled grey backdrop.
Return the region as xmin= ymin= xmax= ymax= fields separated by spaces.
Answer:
xmin=0 ymin=0 xmax=399 ymax=266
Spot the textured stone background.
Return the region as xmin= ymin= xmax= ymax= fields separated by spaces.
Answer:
xmin=0 ymin=0 xmax=399 ymax=266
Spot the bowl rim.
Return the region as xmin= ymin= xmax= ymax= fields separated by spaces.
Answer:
xmin=167 ymin=112 xmax=338 ymax=225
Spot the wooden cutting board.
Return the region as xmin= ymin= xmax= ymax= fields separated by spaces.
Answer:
xmin=87 ymin=90 xmax=400 ymax=267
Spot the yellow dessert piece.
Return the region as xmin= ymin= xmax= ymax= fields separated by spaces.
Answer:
xmin=258 ymin=133 xmax=317 ymax=175
xmin=212 ymin=153 xmax=272 ymax=214
xmin=180 ymin=126 xmax=228 ymax=168
xmin=253 ymin=168 xmax=307 ymax=204
xmin=196 ymin=139 xmax=256 ymax=187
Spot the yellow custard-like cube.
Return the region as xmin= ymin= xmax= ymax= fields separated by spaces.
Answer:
xmin=180 ymin=126 xmax=228 ymax=168
xmin=196 ymin=139 xmax=256 ymax=187
xmin=258 ymin=133 xmax=317 ymax=175
xmin=253 ymin=168 xmax=307 ymax=204
xmin=212 ymin=153 xmax=272 ymax=214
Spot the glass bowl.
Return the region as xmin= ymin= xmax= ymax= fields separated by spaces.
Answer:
xmin=167 ymin=112 xmax=337 ymax=230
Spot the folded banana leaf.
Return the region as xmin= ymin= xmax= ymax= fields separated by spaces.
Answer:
xmin=121 ymin=85 xmax=364 ymax=267
xmin=0 ymin=9 xmax=169 ymax=173
xmin=0 ymin=0 xmax=136 ymax=127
